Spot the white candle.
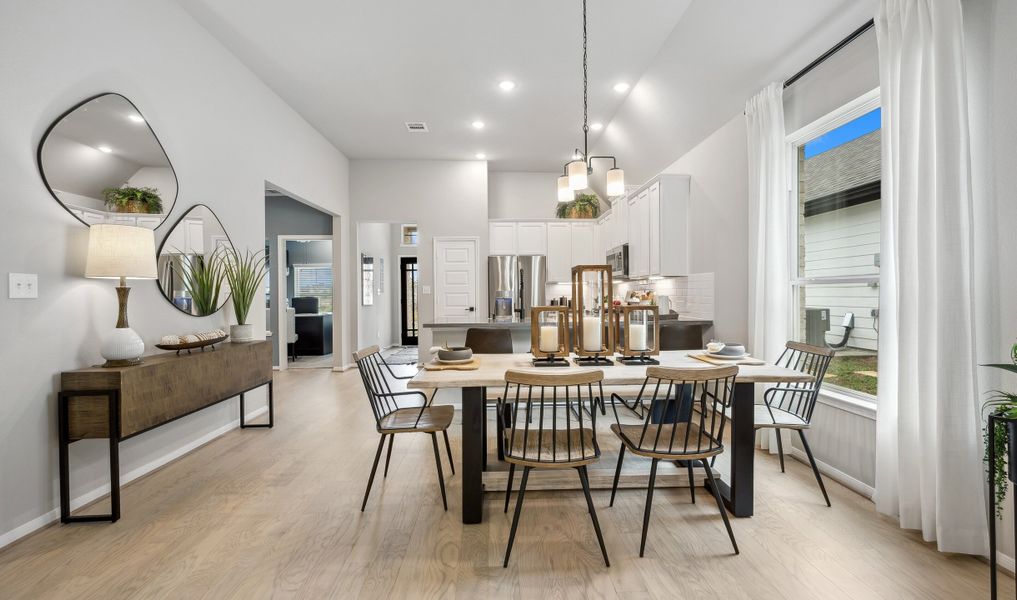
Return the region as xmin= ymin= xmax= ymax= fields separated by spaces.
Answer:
xmin=539 ymin=325 xmax=559 ymax=353
xmin=629 ymin=323 xmax=647 ymax=351
xmin=583 ymin=316 xmax=603 ymax=352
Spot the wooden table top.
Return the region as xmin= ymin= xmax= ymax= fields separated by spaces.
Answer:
xmin=407 ymin=350 xmax=814 ymax=389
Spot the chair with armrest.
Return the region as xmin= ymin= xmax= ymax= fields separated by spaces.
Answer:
xmin=354 ymin=346 xmax=454 ymax=512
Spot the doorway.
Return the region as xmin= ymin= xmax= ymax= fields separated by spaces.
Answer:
xmin=399 ymin=256 xmax=419 ymax=345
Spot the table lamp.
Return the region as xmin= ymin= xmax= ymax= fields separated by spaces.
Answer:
xmin=85 ymin=224 xmax=158 ymax=367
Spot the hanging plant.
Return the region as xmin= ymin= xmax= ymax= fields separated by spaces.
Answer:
xmin=981 ymin=357 xmax=1017 ymax=518
xmin=555 ymin=193 xmax=601 ymax=219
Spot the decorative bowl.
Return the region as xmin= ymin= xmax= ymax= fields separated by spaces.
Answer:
xmin=715 ymin=343 xmax=746 ymax=357
xmin=437 ymin=347 xmax=473 ymax=362
xmin=156 ymin=334 xmax=229 ymax=354
xmin=706 ymin=341 xmax=726 ymax=353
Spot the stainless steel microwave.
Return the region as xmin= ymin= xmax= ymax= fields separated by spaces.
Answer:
xmin=607 ymin=244 xmax=629 ymax=278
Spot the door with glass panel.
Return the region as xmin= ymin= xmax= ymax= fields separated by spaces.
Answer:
xmin=400 ymin=257 xmax=419 ymax=345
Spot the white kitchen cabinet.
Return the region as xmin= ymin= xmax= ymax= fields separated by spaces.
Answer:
xmin=135 ymin=215 xmax=161 ymax=230
xmin=186 ymin=219 xmax=205 ymax=254
xmin=571 ymin=222 xmax=595 ymax=266
xmin=630 ymin=174 xmax=690 ymax=277
xmin=516 ymin=222 xmax=547 ymax=255
xmin=597 ymin=212 xmax=614 ymax=259
xmin=627 ymin=193 xmax=650 ymax=277
xmin=648 ymin=182 xmax=661 ymax=275
xmin=489 ymin=222 xmax=518 ymax=255
xmin=546 ymin=222 xmax=572 ymax=282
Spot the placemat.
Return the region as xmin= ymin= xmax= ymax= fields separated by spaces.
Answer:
xmin=689 ymin=352 xmax=766 ymax=366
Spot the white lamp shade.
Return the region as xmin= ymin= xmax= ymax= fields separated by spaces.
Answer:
xmin=606 ymin=168 xmax=626 ymax=196
xmin=85 ymin=224 xmax=158 ymax=279
xmin=567 ymin=160 xmax=588 ymax=190
xmin=557 ymin=175 xmax=573 ymax=202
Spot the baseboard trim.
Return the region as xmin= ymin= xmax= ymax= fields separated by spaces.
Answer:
xmin=997 ymin=551 xmax=1016 ymax=575
xmin=0 ymin=406 xmax=268 ymax=551
xmin=788 ymin=446 xmax=875 ymax=499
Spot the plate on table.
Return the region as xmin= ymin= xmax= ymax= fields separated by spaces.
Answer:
xmin=436 ymin=357 xmax=474 ymax=365
xmin=705 ymin=351 xmax=751 ymax=360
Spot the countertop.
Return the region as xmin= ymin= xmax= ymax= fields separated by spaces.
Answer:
xmin=423 ymin=315 xmax=713 ymax=329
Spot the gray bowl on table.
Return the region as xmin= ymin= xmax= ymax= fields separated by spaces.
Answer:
xmin=437 ymin=347 xmax=473 ymax=362
xmin=715 ymin=344 xmax=746 ymax=356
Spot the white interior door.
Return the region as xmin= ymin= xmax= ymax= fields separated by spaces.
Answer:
xmin=433 ymin=237 xmax=479 ymax=323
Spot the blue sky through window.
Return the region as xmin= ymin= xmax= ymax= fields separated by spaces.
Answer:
xmin=804 ymin=108 xmax=881 ymax=158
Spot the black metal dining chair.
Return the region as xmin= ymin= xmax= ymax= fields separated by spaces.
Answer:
xmin=499 ymin=369 xmax=610 ymax=568
xmin=612 ymin=323 xmax=705 ymax=419
xmin=755 ymin=341 xmax=836 ymax=506
xmin=465 ymin=327 xmax=514 ymax=461
xmin=608 ymin=365 xmax=739 ymax=557
xmin=354 ymin=346 xmax=454 ymax=512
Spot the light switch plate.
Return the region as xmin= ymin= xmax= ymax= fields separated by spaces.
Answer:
xmin=421 ymin=285 xmax=432 ymax=295
xmin=9 ymin=273 xmax=39 ymax=299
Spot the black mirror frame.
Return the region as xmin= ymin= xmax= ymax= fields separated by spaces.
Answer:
xmin=156 ymin=203 xmax=236 ymax=317
xmin=36 ymin=92 xmax=180 ymax=229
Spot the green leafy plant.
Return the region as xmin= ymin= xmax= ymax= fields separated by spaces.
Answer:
xmin=172 ymin=250 xmax=225 ymax=316
xmin=219 ymin=248 xmax=268 ymax=325
xmin=101 ymin=186 xmax=163 ymax=214
xmin=555 ymin=193 xmax=601 ymax=219
xmin=982 ymin=359 xmax=1017 ymax=518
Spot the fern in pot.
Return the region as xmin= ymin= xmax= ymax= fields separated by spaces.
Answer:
xmin=982 ymin=344 xmax=1017 ymax=518
xmin=219 ymin=248 xmax=267 ymax=342
xmin=102 ymin=186 xmax=163 ymax=214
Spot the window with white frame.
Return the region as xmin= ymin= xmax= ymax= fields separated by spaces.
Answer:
xmin=788 ymin=92 xmax=880 ymax=399
xmin=293 ymin=264 xmax=333 ymax=313
xmin=401 ymin=224 xmax=418 ymax=247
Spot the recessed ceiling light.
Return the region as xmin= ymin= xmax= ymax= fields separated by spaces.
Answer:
xmin=476 ymin=152 xmax=487 ymax=160
xmin=613 ymin=82 xmax=630 ymax=93
xmin=127 ymin=114 xmax=145 ymax=124
xmin=590 ymin=122 xmax=603 ymax=131
xmin=97 ymin=145 xmax=112 ymax=153
xmin=498 ymin=80 xmax=516 ymax=91
xmin=472 ymin=120 xmax=485 ymax=130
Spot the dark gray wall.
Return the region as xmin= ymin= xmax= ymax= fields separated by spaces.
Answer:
xmin=265 ymin=194 xmax=333 ymax=365
xmin=285 ymin=239 xmax=332 ymax=300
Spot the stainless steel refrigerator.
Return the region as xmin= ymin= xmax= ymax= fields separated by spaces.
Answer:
xmin=488 ymin=255 xmax=546 ymax=321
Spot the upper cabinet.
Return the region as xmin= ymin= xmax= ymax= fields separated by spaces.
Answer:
xmin=516 ymin=222 xmax=547 ymax=255
xmin=546 ymin=222 xmax=572 ymax=282
xmin=489 ymin=222 xmax=517 ymax=255
xmin=627 ymin=174 xmax=690 ymax=277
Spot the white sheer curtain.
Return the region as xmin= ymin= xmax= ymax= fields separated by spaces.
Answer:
xmin=745 ymin=83 xmax=790 ymax=453
xmin=873 ymin=0 xmax=987 ymax=554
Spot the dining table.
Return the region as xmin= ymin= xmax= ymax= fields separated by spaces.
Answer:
xmin=407 ymin=350 xmax=814 ymax=524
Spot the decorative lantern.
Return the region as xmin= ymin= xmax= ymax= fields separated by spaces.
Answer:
xmin=615 ymin=305 xmax=660 ymax=365
xmin=530 ymin=306 xmax=570 ymax=367
xmin=571 ymin=264 xmax=614 ymax=365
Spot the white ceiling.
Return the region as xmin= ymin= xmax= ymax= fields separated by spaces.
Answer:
xmin=175 ymin=0 xmax=691 ymax=172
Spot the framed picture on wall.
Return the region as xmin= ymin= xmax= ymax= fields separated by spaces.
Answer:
xmin=362 ymin=254 xmax=374 ymax=306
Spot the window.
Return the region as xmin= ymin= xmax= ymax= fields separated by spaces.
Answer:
xmin=401 ymin=224 xmax=418 ymax=246
xmin=294 ymin=264 xmax=333 ymax=313
xmin=789 ymin=93 xmax=880 ymax=398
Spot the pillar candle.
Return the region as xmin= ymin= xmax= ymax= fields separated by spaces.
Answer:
xmin=629 ymin=323 xmax=647 ymax=351
xmin=539 ymin=325 xmax=559 ymax=353
xmin=582 ymin=316 xmax=603 ymax=352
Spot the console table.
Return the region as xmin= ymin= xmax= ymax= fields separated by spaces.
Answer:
xmin=58 ymin=340 xmax=273 ymax=523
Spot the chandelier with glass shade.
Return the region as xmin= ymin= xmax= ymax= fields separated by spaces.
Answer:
xmin=557 ymin=0 xmax=625 ymax=203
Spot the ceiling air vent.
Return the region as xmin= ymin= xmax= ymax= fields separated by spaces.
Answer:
xmin=405 ymin=122 xmax=429 ymax=133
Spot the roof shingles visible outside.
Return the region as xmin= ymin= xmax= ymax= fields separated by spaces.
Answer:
xmin=803 ymin=130 xmax=881 ymax=202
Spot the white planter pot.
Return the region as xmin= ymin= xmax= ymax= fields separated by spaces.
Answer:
xmin=230 ymin=323 xmax=255 ymax=342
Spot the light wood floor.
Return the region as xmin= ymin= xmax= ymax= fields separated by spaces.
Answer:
xmin=0 ymin=368 xmax=1010 ymax=599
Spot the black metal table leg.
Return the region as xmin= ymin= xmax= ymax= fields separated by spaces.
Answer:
xmin=705 ymin=381 xmax=755 ymax=517
xmin=461 ymin=386 xmax=485 ymax=524
xmin=989 ymin=414 xmax=998 ymax=600
xmin=59 ymin=390 xmax=120 ymax=523
xmin=240 ymin=380 xmax=274 ymax=428
xmin=481 ymin=387 xmax=488 ymax=471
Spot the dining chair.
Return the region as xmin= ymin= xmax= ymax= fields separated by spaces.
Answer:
xmin=755 ymin=341 xmax=836 ymax=506
xmin=354 ymin=346 xmax=455 ymax=512
xmin=499 ymin=369 xmax=610 ymax=567
xmin=464 ymin=327 xmax=514 ymax=462
xmin=612 ymin=323 xmax=704 ymax=419
xmin=608 ymin=365 xmax=739 ymax=557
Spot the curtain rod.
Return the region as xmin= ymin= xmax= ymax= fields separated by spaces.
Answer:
xmin=783 ymin=19 xmax=875 ymax=88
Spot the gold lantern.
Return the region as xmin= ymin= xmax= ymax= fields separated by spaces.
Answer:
xmin=615 ymin=305 xmax=660 ymax=365
xmin=530 ymin=306 xmax=570 ymax=367
xmin=570 ymin=264 xmax=615 ymax=365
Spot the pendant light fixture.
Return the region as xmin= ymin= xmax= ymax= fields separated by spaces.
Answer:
xmin=559 ymin=0 xmax=625 ymax=197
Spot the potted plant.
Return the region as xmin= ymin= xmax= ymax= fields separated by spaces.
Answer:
xmin=555 ymin=193 xmax=601 ymax=219
xmin=172 ymin=251 xmax=226 ymax=317
xmin=219 ymin=248 xmax=267 ymax=342
xmin=101 ymin=186 xmax=164 ymax=214
xmin=982 ymin=348 xmax=1017 ymax=517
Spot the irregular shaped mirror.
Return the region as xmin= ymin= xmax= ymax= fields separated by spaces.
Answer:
xmin=157 ymin=205 xmax=233 ymax=316
xmin=38 ymin=93 xmax=177 ymax=229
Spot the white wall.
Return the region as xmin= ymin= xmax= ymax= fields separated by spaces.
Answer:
xmin=0 ymin=0 xmax=350 ymax=547
xmin=356 ymin=222 xmax=393 ymax=350
xmin=350 ymin=160 xmax=488 ymax=358
xmin=661 ymin=115 xmax=749 ymax=345
xmin=489 ymin=171 xmax=569 ymax=220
